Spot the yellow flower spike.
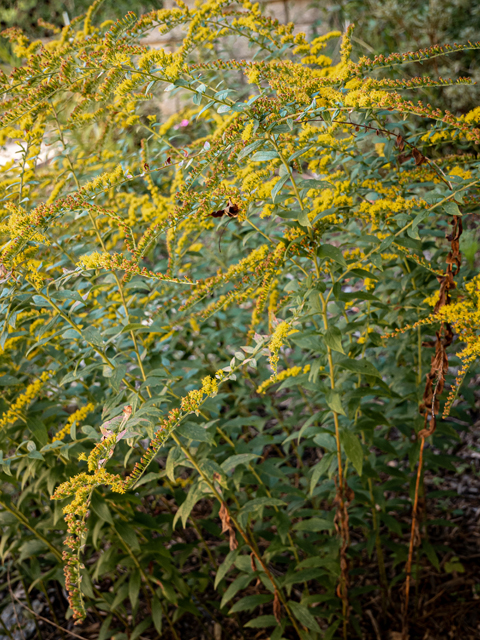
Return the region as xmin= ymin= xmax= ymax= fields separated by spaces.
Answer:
xmin=0 ymin=371 xmax=52 ymax=430
xmin=52 ymin=403 xmax=95 ymax=442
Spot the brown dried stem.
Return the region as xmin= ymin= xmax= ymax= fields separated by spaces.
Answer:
xmin=402 ymin=213 xmax=462 ymax=637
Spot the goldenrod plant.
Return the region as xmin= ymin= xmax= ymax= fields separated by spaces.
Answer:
xmin=0 ymin=1 xmax=480 ymax=638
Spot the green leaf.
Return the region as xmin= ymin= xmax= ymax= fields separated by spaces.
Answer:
xmin=129 ymin=570 xmax=141 ymax=609
xmin=27 ymin=417 xmax=48 ymax=447
xmin=294 ymin=411 xmax=322 ymax=443
xmin=217 ymin=104 xmax=231 ymax=114
xmin=338 ymin=357 xmax=382 ymax=378
xmin=244 ymin=615 xmax=278 ymax=628
xmin=297 ymin=209 xmax=312 ymax=228
xmin=50 ymin=290 xmax=84 ymax=303
xmin=221 ymin=453 xmax=260 ymax=473
xmin=237 ymin=140 xmax=263 ymax=161
xmin=313 ymin=433 xmax=337 ymax=451
xmin=177 ymin=422 xmax=214 ymax=443
xmin=444 ymin=556 xmax=465 ymax=573
xmin=60 ymin=363 xmax=101 ymax=385
xmin=239 ymin=497 xmax=286 ymax=515
xmin=19 ymin=540 xmax=47 ymax=562
xmin=323 ymin=326 xmax=345 ymax=354
xmin=152 ymin=597 xmax=163 ymax=634
xmin=82 ymin=326 xmax=104 ymax=347
xmin=27 ymin=450 xmax=44 ymax=460
xmin=317 ymin=244 xmax=346 ymax=266
xmin=91 ymin=492 xmax=114 ymax=524
xmin=422 ymin=539 xmax=440 ymax=571
xmin=325 ymin=389 xmax=346 ymax=416
xmin=410 ymin=209 xmax=431 ymax=231
xmin=130 ymin=618 xmax=152 ymax=640
xmin=215 ymin=549 xmax=239 ymax=589
xmin=324 ymin=620 xmax=341 ymax=640
xmin=229 ymin=594 xmax=272 ymax=614
xmin=340 ymin=430 xmax=363 ymax=476
xmin=166 ymin=446 xmax=182 ymax=482
xmin=293 ymin=518 xmax=334 ymax=532
xmin=443 ymin=201 xmax=461 ymax=216
xmin=271 ymin=175 xmax=290 ymax=203
xmin=173 ymin=483 xmax=204 ymax=529
xmin=115 ymin=522 xmax=141 ymax=552
xmin=0 ymin=375 xmax=20 ymax=386
xmin=310 ymin=454 xmax=333 ymax=495
xmin=349 ymin=268 xmax=379 ymax=281
xmin=251 ymin=150 xmax=278 ymax=161
xmin=220 ymin=573 xmax=253 ymax=608
xmin=288 ymin=601 xmax=321 ymax=632
xmin=110 ymin=364 xmax=127 ymax=392
xmin=98 ymin=615 xmax=113 ymax=640
xmin=378 ymin=235 xmax=394 ymax=252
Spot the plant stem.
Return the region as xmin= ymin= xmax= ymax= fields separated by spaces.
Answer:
xmin=403 ymin=436 xmax=425 ymax=633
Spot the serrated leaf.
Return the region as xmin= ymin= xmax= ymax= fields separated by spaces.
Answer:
xmin=317 ymin=244 xmax=346 ymax=266
xmin=244 ymin=615 xmax=278 ymax=628
xmin=324 ymin=326 xmax=345 ymax=354
xmin=166 ymin=446 xmax=182 ymax=483
xmin=177 ymin=422 xmax=214 ymax=443
xmin=0 ymin=375 xmax=20 ymax=386
xmin=288 ymin=601 xmax=320 ymax=632
xmin=229 ymin=594 xmax=272 ymax=614
xmin=237 ymin=140 xmax=264 ymax=161
xmin=115 ymin=522 xmax=140 ymax=552
xmin=27 ymin=450 xmax=44 ymax=460
xmin=110 ymin=364 xmax=127 ymax=392
xmin=215 ymin=549 xmax=239 ymax=589
xmin=152 ymin=597 xmax=162 ymax=634
xmin=50 ymin=290 xmax=84 ymax=303
xmin=443 ymin=201 xmax=461 ymax=216
xmin=378 ymin=236 xmax=394 ymax=252
xmin=221 ymin=453 xmax=260 ymax=473
xmin=293 ymin=518 xmax=334 ymax=532
xmin=338 ymin=357 xmax=381 ymax=378
xmin=310 ymin=454 xmax=333 ymax=495
xmin=271 ymin=175 xmax=289 ymax=203
xmin=239 ymin=497 xmax=286 ymax=515
xmin=82 ymin=326 xmax=104 ymax=347
xmin=340 ymin=430 xmax=363 ymax=476
xmin=251 ymin=150 xmax=278 ymax=162
xmin=325 ymin=389 xmax=346 ymax=416
xmin=296 ymin=208 xmax=312 ymax=228
xmin=27 ymin=417 xmax=48 ymax=447
xmin=129 ymin=570 xmax=141 ymax=609
xmin=91 ymin=492 xmax=113 ymax=524
xmin=173 ymin=482 xmax=203 ymax=529
xmin=220 ymin=573 xmax=253 ymax=608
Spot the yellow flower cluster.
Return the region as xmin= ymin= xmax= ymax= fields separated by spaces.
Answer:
xmin=257 ymin=364 xmax=310 ymax=394
xmin=52 ymin=403 xmax=95 ymax=442
xmin=268 ymin=321 xmax=295 ymax=378
xmin=77 ymin=252 xmax=108 ymax=270
xmin=80 ymin=164 xmax=125 ymax=195
xmin=180 ymin=376 xmax=219 ymax=414
xmin=0 ymin=371 xmax=51 ymax=430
